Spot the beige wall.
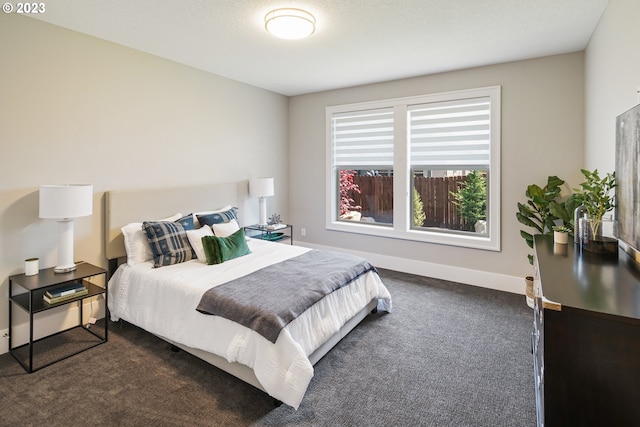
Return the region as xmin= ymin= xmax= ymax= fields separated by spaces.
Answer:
xmin=585 ymin=0 xmax=640 ymax=170
xmin=289 ymin=53 xmax=586 ymax=289
xmin=0 ymin=15 xmax=288 ymax=334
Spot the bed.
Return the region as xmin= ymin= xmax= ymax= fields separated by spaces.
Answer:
xmin=104 ymin=182 xmax=391 ymax=409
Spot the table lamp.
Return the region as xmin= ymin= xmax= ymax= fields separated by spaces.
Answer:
xmin=249 ymin=178 xmax=274 ymax=227
xmin=39 ymin=184 xmax=93 ymax=273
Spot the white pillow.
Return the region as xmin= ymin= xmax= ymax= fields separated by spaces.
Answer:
xmin=121 ymin=213 xmax=182 ymax=266
xmin=186 ymin=226 xmax=214 ymax=263
xmin=212 ymin=219 xmax=240 ymax=237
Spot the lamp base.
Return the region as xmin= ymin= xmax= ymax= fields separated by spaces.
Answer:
xmin=54 ymin=264 xmax=77 ymax=274
xmin=258 ymin=197 xmax=268 ymax=227
xmin=55 ymin=219 xmax=76 ymax=274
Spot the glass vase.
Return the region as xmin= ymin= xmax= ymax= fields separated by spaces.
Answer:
xmin=579 ymin=217 xmax=618 ymax=258
xmin=573 ymin=205 xmax=586 ymax=244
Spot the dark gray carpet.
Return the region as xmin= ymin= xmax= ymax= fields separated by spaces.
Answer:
xmin=0 ymin=269 xmax=535 ymax=426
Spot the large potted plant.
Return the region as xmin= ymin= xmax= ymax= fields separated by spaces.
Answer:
xmin=517 ymin=176 xmax=578 ymax=307
xmin=573 ymin=169 xmax=616 ymax=255
xmin=516 ymin=176 xmax=571 ymax=264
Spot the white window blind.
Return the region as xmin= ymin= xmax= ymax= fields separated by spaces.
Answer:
xmin=332 ymin=107 xmax=394 ymax=168
xmin=409 ymin=97 xmax=490 ymax=168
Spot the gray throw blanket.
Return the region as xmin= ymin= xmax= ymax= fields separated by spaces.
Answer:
xmin=196 ymin=250 xmax=377 ymax=343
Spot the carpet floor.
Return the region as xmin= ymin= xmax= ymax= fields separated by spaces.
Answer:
xmin=0 ymin=269 xmax=536 ymax=426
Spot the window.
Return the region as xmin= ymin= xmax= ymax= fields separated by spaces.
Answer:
xmin=409 ymin=97 xmax=491 ymax=235
xmin=331 ymin=108 xmax=394 ymax=226
xmin=326 ymin=87 xmax=500 ymax=251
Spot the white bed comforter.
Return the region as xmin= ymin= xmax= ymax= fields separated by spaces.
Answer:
xmin=108 ymin=239 xmax=391 ymax=408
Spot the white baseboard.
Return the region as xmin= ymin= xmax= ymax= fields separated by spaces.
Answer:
xmin=1 ymin=297 xmax=105 ymax=356
xmin=299 ymin=241 xmax=526 ymax=295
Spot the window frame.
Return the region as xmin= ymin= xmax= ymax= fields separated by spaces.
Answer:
xmin=326 ymin=86 xmax=501 ymax=251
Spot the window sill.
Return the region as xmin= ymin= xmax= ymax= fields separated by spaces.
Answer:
xmin=326 ymin=220 xmax=500 ymax=251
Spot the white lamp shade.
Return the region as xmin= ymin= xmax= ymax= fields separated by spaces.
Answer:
xmin=39 ymin=184 xmax=93 ymax=219
xmin=249 ymin=178 xmax=275 ymax=198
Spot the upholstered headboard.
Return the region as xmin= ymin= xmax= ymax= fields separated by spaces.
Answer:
xmin=104 ymin=182 xmax=246 ymax=263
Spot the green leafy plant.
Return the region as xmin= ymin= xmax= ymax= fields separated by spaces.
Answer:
xmin=413 ymin=187 xmax=426 ymax=227
xmin=451 ymin=170 xmax=487 ymax=231
xmin=572 ymin=169 xmax=616 ymax=237
xmin=552 ymin=225 xmax=572 ymax=233
xmin=549 ymin=192 xmax=582 ymax=231
xmin=516 ymin=176 xmax=568 ymax=264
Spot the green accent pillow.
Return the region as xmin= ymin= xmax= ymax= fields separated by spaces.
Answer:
xmin=202 ymin=228 xmax=251 ymax=265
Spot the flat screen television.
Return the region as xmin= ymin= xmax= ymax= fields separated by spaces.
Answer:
xmin=615 ymin=103 xmax=640 ymax=264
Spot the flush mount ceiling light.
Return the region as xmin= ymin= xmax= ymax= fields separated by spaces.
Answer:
xmin=265 ymin=8 xmax=316 ymax=40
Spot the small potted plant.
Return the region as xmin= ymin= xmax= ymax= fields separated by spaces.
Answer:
xmin=552 ymin=225 xmax=571 ymax=245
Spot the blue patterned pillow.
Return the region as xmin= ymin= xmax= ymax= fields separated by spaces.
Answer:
xmin=175 ymin=213 xmax=195 ymax=230
xmin=142 ymin=221 xmax=196 ymax=267
xmin=196 ymin=207 xmax=238 ymax=227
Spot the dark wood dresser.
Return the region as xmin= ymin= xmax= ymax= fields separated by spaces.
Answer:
xmin=532 ymin=235 xmax=640 ymax=426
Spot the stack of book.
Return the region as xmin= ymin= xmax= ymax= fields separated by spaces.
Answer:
xmin=43 ymin=283 xmax=88 ymax=304
xmin=267 ymin=223 xmax=287 ymax=230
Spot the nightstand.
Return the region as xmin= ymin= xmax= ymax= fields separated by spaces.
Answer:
xmin=244 ymin=224 xmax=293 ymax=245
xmin=8 ymin=262 xmax=108 ymax=373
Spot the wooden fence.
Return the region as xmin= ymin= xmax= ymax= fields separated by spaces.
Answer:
xmin=349 ymin=175 xmax=469 ymax=230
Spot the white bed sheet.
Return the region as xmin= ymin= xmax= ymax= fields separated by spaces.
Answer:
xmin=108 ymin=239 xmax=392 ymax=408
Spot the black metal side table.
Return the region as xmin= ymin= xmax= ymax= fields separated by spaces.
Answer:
xmin=8 ymin=262 xmax=108 ymax=372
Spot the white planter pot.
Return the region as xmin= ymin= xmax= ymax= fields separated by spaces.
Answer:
xmin=554 ymin=231 xmax=569 ymax=245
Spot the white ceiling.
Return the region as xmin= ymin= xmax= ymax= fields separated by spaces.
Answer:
xmin=29 ymin=0 xmax=609 ymax=96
